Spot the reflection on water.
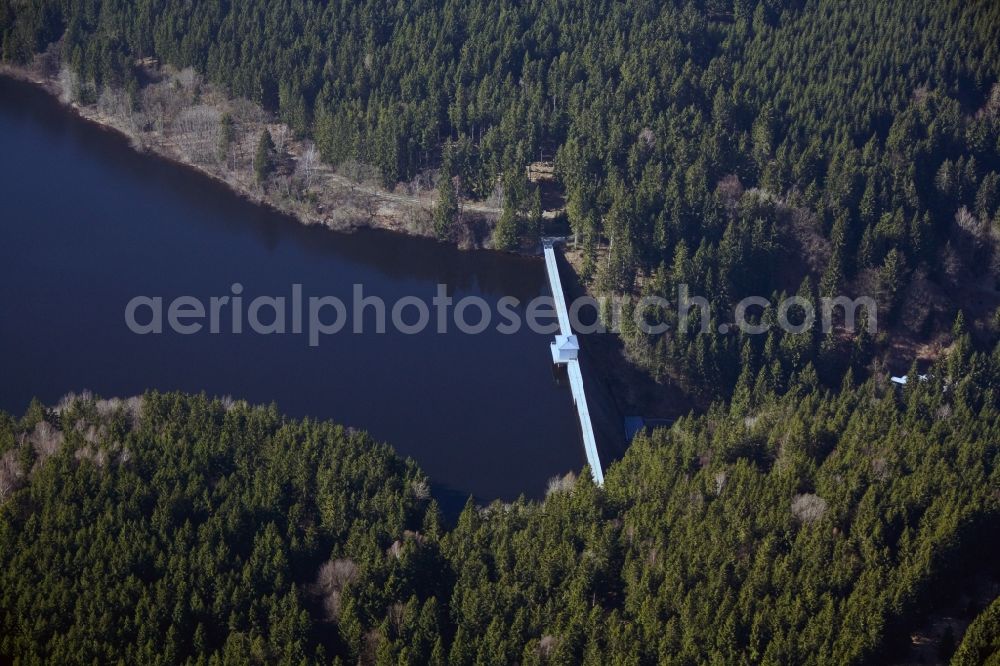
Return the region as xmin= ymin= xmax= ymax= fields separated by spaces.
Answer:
xmin=0 ymin=76 xmax=584 ymax=502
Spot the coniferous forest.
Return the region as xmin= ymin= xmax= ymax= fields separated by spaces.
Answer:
xmin=2 ymin=0 xmax=1000 ymax=663
xmin=1 ymin=352 xmax=998 ymax=663
xmin=4 ymin=0 xmax=1000 ymax=401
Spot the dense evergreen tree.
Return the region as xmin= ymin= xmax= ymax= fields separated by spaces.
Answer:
xmin=2 ymin=2 xmax=999 ymax=661
xmin=954 ymin=596 xmax=1000 ymax=665
xmin=434 ymin=171 xmax=459 ymax=239
xmin=0 ymin=392 xmax=435 ymax=664
xmin=254 ymin=128 xmax=275 ymax=184
xmin=217 ymin=111 xmax=234 ymax=163
xmin=3 ymin=0 xmax=999 ymax=399
xmin=491 ymin=198 xmax=518 ymax=252
xmin=1 ymin=339 xmax=997 ymax=663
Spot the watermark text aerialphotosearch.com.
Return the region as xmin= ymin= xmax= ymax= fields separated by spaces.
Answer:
xmin=125 ymin=283 xmax=877 ymax=346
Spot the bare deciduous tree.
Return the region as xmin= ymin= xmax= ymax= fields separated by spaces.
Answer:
xmin=359 ymin=190 xmax=380 ymax=222
xmin=545 ymin=470 xmax=577 ymax=497
xmin=57 ymin=66 xmax=78 ymax=104
xmin=538 ymin=635 xmax=559 ymax=659
xmin=98 ymin=87 xmax=141 ymax=139
xmin=716 ymin=173 xmax=745 ymax=211
xmin=171 ymin=67 xmax=200 ymax=95
xmin=0 ymin=450 xmax=24 ymax=502
xmin=713 ymin=470 xmax=727 ymax=495
xmin=297 ymin=143 xmax=320 ymax=190
xmin=271 ymin=124 xmax=289 ymax=154
xmin=171 ymin=105 xmax=222 ymax=164
xmin=791 ymin=493 xmax=828 ymax=523
xmin=142 ymin=82 xmax=186 ymax=134
xmin=28 ymin=421 xmax=63 ymax=464
xmin=312 ymin=558 xmax=359 ymax=620
xmin=410 ymin=478 xmax=430 ymax=500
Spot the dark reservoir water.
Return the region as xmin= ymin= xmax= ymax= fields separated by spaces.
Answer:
xmin=0 ymin=77 xmax=584 ymax=502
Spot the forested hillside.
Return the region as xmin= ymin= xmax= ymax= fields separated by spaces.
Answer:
xmin=2 ymin=0 xmax=1000 ymax=662
xmin=0 ymin=392 xmax=440 ymax=664
xmin=955 ymin=597 xmax=1000 ymax=665
xmin=3 ymin=0 xmax=1000 ymax=402
xmin=1 ymin=332 xmax=997 ymax=664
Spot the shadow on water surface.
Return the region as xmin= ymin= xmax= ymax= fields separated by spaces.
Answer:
xmin=0 ymin=76 xmax=585 ymax=501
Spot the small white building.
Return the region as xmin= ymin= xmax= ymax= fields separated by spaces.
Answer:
xmin=550 ymin=334 xmax=580 ymax=364
xmin=890 ymin=374 xmax=930 ymax=386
